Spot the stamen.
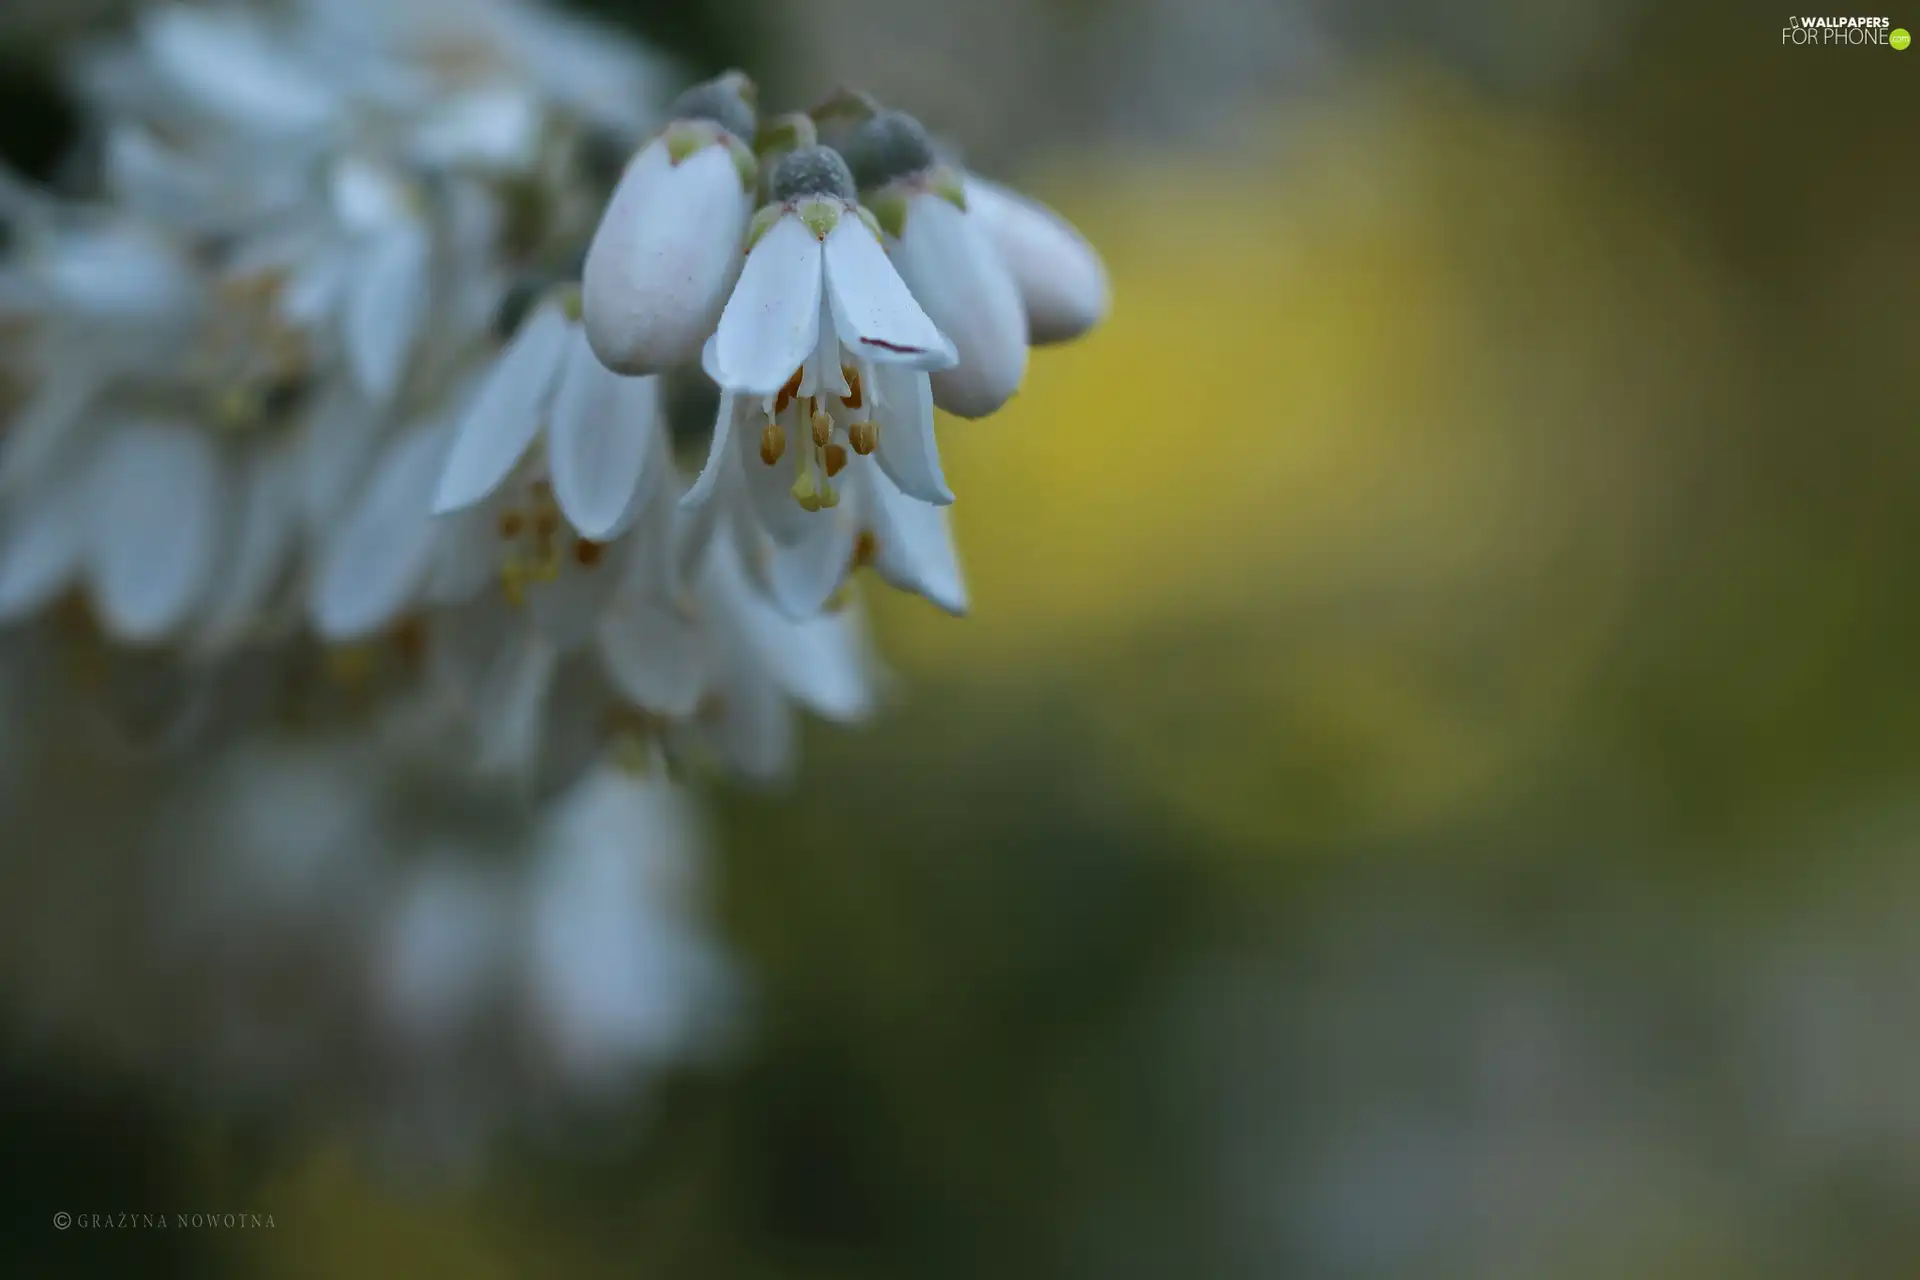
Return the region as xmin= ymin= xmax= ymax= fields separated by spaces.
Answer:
xmin=824 ymin=443 xmax=847 ymax=477
xmin=500 ymin=563 xmax=529 ymax=606
xmin=848 ymin=420 xmax=878 ymax=455
xmin=775 ymin=367 xmax=803 ymax=416
xmin=573 ymin=538 xmax=605 ymax=568
xmin=759 ymin=422 xmax=786 ymax=465
xmin=791 ymin=448 xmax=822 ymax=510
xmin=841 ymin=365 xmax=863 ymax=409
xmin=810 ymin=408 xmax=832 ymax=448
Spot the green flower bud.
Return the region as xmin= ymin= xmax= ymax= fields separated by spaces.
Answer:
xmin=767 ymin=145 xmax=856 ymax=204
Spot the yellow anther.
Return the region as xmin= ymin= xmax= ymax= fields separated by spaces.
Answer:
xmin=325 ymin=643 xmax=378 ymax=687
xmin=609 ymin=732 xmax=655 ymax=777
xmin=791 ymin=467 xmax=821 ymax=510
xmin=811 ymin=408 xmax=831 ymax=448
xmin=824 ymin=443 xmax=848 ymax=477
xmin=573 ymin=537 xmax=605 ymax=568
xmin=848 ymin=420 xmax=878 ymax=456
xmin=775 ymin=367 xmax=803 ymax=416
xmin=500 ymin=563 xmax=528 ymax=606
xmin=759 ymin=422 xmax=786 ymax=466
xmin=841 ymin=365 xmax=863 ymax=409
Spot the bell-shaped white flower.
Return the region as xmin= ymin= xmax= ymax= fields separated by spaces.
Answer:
xmin=683 ymin=336 xmax=953 ymax=554
xmin=755 ymin=454 xmax=969 ymax=621
xmin=581 ymin=74 xmax=759 ymax=376
xmin=964 ymin=175 xmax=1110 ymax=347
xmin=848 ymin=112 xmax=1027 ymax=418
xmin=710 ymin=145 xmax=955 ymax=397
xmin=433 ymin=290 xmax=666 ymax=541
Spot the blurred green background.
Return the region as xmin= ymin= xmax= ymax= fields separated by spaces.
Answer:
xmin=6 ymin=0 xmax=1919 ymax=1275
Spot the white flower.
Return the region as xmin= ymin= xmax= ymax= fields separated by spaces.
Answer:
xmin=882 ymin=183 xmax=1028 ymax=418
xmin=581 ymin=76 xmax=757 ymax=376
xmin=711 ymin=150 xmax=955 ymax=398
xmin=433 ymin=294 xmax=667 ymax=540
xmin=964 ymin=175 xmax=1110 ymax=346
xmin=80 ymin=419 xmax=227 ymax=643
xmin=378 ymin=860 xmax=509 ymax=1047
xmin=846 ymin=111 xmax=1028 ymax=418
xmin=523 ymin=767 xmax=732 ymax=1085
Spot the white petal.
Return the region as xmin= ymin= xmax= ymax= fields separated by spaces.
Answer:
xmin=379 ymin=864 xmax=504 ymax=1043
xmin=704 ymin=640 xmax=795 ymax=782
xmin=473 ymin=632 xmax=558 ymax=777
xmin=312 ymin=424 xmax=449 ymax=638
xmin=711 ymin=215 xmax=822 ymax=395
xmin=194 ymin=445 xmax=300 ymax=649
xmin=83 ymin=423 xmax=223 ymax=642
xmin=423 ymin=506 xmax=499 ymax=605
xmin=0 ymin=361 xmax=101 ymax=497
xmin=597 ymin=590 xmax=706 ymax=718
xmin=823 ymin=216 xmax=956 ymax=370
xmin=409 ymin=86 xmax=542 ymax=171
xmin=861 ymin=469 xmax=969 ymax=616
xmin=723 ymin=563 xmax=873 ymax=721
xmin=966 ymin=176 xmax=1109 ymax=346
xmin=870 ymin=365 xmax=953 ymax=505
xmin=143 ymin=6 xmax=339 ymax=134
xmin=583 ymin=141 xmax=750 ymax=375
xmin=777 ymin=608 xmax=876 ymax=722
xmin=433 ymin=304 xmax=568 ymax=513
xmin=330 ymin=158 xmax=413 ymax=233
xmin=280 ymin=246 xmax=350 ymax=328
xmin=0 ymin=488 xmax=81 ymax=622
xmin=295 ymin=383 xmax=384 ymax=539
xmin=683 ymin=371 xmax=811 ymax=547
xmin=761 ymin=515 xmax=852 ymax=621
xmin=39 ymin=224 xmax=198 ymax=322
xmin=891 ymin=193 xmax=1028 ymax=418
xmin=527 ymin=782 xmax=725 ymax=1074
xmin=345 ymin=220 xmax=431 ymax=404
xmin=547 ymin=339 xmax=663 ymax=540
xmin=679 ymin=361 xmax=736 ymax=520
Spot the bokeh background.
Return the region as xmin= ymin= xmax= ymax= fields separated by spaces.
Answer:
xmin=5 ymin=0 xmax=1918 ymax=1275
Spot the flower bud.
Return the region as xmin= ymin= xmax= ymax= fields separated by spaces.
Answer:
xmin=581 ymin=125 xmax=754 ymax=375
xmin=963 ymin=176 xmax=1109 ymax=346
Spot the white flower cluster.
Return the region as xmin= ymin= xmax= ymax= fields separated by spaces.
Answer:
xmin=0 ymin=4 xmax=1107 ymax=787
xmin=0 ymin=0 xmax=1104 ymax=1143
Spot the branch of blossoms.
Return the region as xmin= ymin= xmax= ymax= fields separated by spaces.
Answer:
xmin=0 ymin=0 xmax=1105 ymax=1150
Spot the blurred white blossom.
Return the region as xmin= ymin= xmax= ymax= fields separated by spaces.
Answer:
xmin=0 ymin=0 xmax=1106 ymax=1156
